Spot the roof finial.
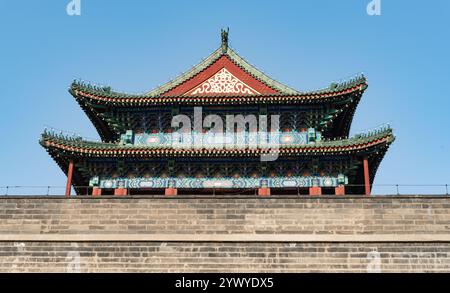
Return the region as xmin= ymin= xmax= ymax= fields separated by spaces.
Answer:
xmin=221 ymin=27 xmax=229 ymax=53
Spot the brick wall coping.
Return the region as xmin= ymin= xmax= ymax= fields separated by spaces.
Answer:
xmin=1 ymin=234 xmax=450 ymax=242
xmin=0 ymin=195 xmax=449 ymax=200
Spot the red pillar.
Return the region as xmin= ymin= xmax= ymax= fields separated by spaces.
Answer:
xmin=309 ymin=186 xmax=322 ymax=196
xmin=258 ymin=188 xmax=271 ymax=196
xmin=114 ymin=188 xmax=128 ymax=196
xmin=335 ymin=185 xmax=345 ymax=196
xmin=165 ymin=188 xmax=177 ymax=196
xmin=65 ymin=160 xmax=74 ymax=197
xmin=363 ymin=157 xmax=371 ymax=196
xmin=92 ymin=187 xmax=102 ymax=197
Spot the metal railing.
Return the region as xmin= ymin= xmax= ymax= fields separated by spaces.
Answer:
xmin=0 ymin=184 xmax=448 ymax=197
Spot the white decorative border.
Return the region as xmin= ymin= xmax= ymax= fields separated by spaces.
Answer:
xmin=188 ymin=68 xmax=259 ymax=95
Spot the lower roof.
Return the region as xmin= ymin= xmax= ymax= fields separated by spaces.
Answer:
xmin=40 ymin=128 xmax=394 ymax=159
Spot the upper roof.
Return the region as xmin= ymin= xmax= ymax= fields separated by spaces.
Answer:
xmin=70 ymin=29 xmax=367 ymax=102
xmin=68 ymin=30 xmax=368 ymax=141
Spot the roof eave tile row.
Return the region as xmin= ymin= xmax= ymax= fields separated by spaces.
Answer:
xmin=40 ymin=130 xmax=394 ymax=158
xmin=70 ymin=81 xmax=367 ymax=106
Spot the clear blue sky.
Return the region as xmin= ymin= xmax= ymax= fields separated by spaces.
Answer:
xmin=0 ymin=0 xmax=449 ymax=194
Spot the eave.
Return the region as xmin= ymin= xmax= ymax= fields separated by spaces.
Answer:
xmin=40 ymin=128 xmax=393 ymax=159
xmin=40 ymin=128 xmax=394 ymax=195
xmin=70 ymin=77 xmax=367 ymax=142
xmin=70 ymin=76 xmax=367 ymax=106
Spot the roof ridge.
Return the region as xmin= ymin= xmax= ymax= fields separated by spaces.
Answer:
xmin=144 ymin=47 xmax=224 ymax=97
xmin=69 ymin=37 xmax=367 ymax=99
xmin=143 ymin=46 xmax=302 ymax=96
xmin=225 ymin=47 xmax=300 ymax=95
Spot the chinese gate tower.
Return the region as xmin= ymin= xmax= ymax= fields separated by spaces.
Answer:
xmin=41 ymin=29 xmax=394 ymax=196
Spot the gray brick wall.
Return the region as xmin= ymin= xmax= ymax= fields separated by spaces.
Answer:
xmin=1 ymin=242 xmax=449 ymax=273
xmin=0 ymin=197 xmax=449 ymax=235
xmin=0 ymin=196 xmax=449 ymax=272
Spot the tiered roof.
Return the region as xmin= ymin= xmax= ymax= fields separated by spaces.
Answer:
xmin=70 ymin=42 xmax=367 ymax=142
xmin=40 ymin=30 xmax=394 ymax=194
xmin=41 ymin=127 xmax=393 ymax=159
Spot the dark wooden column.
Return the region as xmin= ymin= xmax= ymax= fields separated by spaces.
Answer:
xmin=65 ymin=160 xmax=74 ymax=197
xmin=363 ymin=157 xmax=371 ymax=196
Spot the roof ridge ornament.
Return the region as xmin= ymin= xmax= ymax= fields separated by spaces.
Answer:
xmin=221 ymin=27 xmax=229 ymax=53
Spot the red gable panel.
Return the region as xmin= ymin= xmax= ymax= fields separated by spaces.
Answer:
xmin=162 ymin=55 xmax=279 ymax=96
